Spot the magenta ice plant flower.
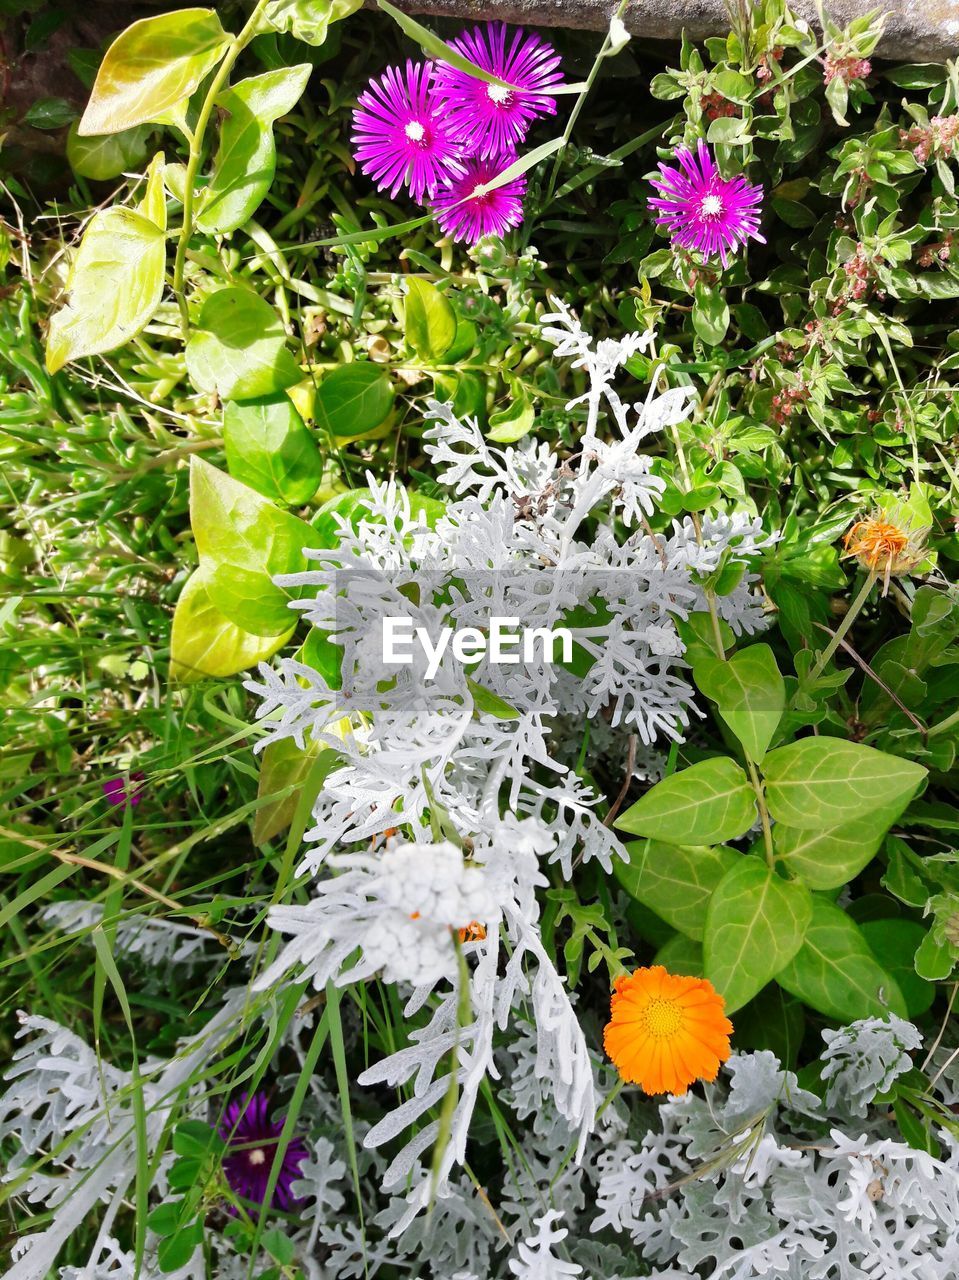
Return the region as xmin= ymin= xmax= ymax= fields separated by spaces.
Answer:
xmin=102 ymin=771 xmax=144 ymax=808
xmin=432 ymin=22 xmax=563 ymax=159
xmin=351 ymin=60 xmax=464 ymax=202
xmin=649 ymin=140 xmax=765 ymax=267
xmin=219 ymin=1092 xmax=308 ymax=1215
xmin=432 ymin=157 xmax=527 ymax=244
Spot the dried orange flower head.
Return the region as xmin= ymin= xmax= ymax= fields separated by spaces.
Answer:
xmin=842 ymin=508 xmax=928 ymax=593
xmin=604 ymin=965 xmax=732 ymax=1096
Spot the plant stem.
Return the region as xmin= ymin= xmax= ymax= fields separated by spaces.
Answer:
xmin=171 ymin=0 xmax=271 ymax=334
xmin=807 ymin=569 xmax=877 ymax=683
xmin=747 ymin=760 xmax=775 ymax=868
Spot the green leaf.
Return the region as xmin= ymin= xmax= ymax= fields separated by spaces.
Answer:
xmin=487 ymin=387 xmax=534 ymax=443
xmin=197 ymin=65 xmax=312 ymax=234
xmin=185 ymin=288 xmax=301 ymax=401
xmin=265 ymin=0 xmax=363 ymax=45
xmin=914 ymin=929 xmax=955 ymax=981
xmin=404 ymin=278 xmax=456 ymax=361
xmin=703 ymin=860 xmax=812 ymax=1013
xmin=762 ymin=738 xmax=926 ymax=829
xmin=774 ymin=802 xmax=906 ymax=889
xmin=46 ymin=207 xmax=165 ymax=373
xmin=157 ymin=1221 xmax=204 ymax=1274
xmin=66 ymin=120 xmax=152 ymax=180
xmin=616 ymin=757 xmax=756 ymax=846
xmin=23 ymin=97 xmax=76 ymax=129
xmin=170 ymin=569 xmax=293 ymax=681
xmin=692 ymin=279 xmax=730 ymax=346
xmin=466 ymin=678 xmax=521 ymax=720
xmin=653 ymin=933 xmax=704 ymax=975
xmin=313 ymin=364 xmax=394 ymax=437
xmin=254 ymin=739 xmax=337 ymax=846
xmin=79 ymin=9 xmax=232 ymax=135
xmin=733 ymin=985 xmax=805 ymax=1067
xmin=694 ymin=643 xmax=784 ymax=762
xmin=860 ymin=919 xmax=935 ymax=1018
xmin=189 ymin=457 xmax=314 ymax=635
xmin=262 ymin=1228 xmax=296 ymax=1266
xmin=614 ymin=840 xmax=741 ymax=939
xmin=223 ymin=395 xmax=323 ymax=505
xmin=776 ymin=896 xmax=907 ymax=1021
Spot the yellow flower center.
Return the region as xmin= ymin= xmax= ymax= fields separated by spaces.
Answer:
xmin=641 ymin=996 xmax=684 ymax=1038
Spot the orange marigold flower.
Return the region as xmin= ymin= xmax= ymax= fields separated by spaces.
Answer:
xmin=842 ymin=509 xmax=928 ymax=594
xmin=603 ymin=965 xmax=733 ymax=1096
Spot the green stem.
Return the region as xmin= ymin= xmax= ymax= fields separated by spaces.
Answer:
xmin=747 ymin=759 xmax=775 ymax=868
xmin=171 ymin=0 xmax=271 ymax=333
xmin=807 ymin=569 xmax=877 ymax=683
xmin=545 ymin=0 xmax=630 ymax=201
xmin=928 ymin=706 xmax=959 ymax=740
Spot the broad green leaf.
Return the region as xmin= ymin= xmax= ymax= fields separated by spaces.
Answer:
xmin=404 ymin=278 xmax=456 ymax=361
xmin=254 ymin=739 xmax=337 ymax=845
xmin=197 ymin=64 xmax=312 ymax=234
xmin=732 ymin=985 xmax=805 ymax=1067
xmin=264 ymin=0 xmax=362 ymax=45
xmin=654 ymin=934 xmax=704 ymax=975
xmin=860 ymin=919 xmax=935 ymax=1018
xmin=776 ymin=897 xmax=907 ymax=1021
xmin=704 ymin=860 xmax=813 ymax=1013
xmin=692 ymin=280 xmax=730 ymax=346
xmin=313 ymin=364 xmax=394 ymax=437
xmin=762 ymin=738 xmax=927 ymax=829
xmin=139 ymin=152 xmax=167 ymax=229
xmin=614 ymin=840 xmax=741 ymax=939
xmin=170 ymin=569 xmax=293 ymax=681
xmin=66 ymin=120 xmax=151 ymax=180
xmin=223 ymin=395 xmax=323 ymax=505
xmin=190 ymin=457 xmax=314 ymax=635
xmin=616 ymin=757 xmax=756 ymax=846
xmin=914 ymin=929 xmax=955 ymax=981
xmin=46 ymin=207 xmax=165 ymax=373
xmin=185 ymin=288 xmax=301 ymax=401
xmin=488 ymin=387 xmax=535 ymax=444
xmin=774 ymin=802 xmax=906 ymax=889
xmin=79 ymin=10 xmax=232 ymax=135
xmin=466 ymin=678 xmax=520 ymax=720
xmin=694 ymin=643 xmax=784 ymax=762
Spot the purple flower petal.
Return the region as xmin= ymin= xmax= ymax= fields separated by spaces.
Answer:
xmin=219 ymin=1091 xmax=308 ymax=1217
xmin=351 ymin=60 xmax=464 ymax=202
xmin=432 ymin=156 xmax=526 ymax=244
xmin=432 ymin=22 xmax=563 ymax=160
xmin=649 ymin=139 xmax=765 ymax=267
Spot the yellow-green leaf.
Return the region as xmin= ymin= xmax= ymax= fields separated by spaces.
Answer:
xmin=774 ymin=801 xmax=907 ymax=889
xmin=46 ymin=207 xmax=165 ymax=373
xmin=404 ymin=277 xmax=456 ymax=362
xmin=776 ymin=896 xmax=907 ymax=1021
xmin=704 ymin=859 xmax=812 ymax=1013
xmin=170 ymin=569 xmax=293 ymax=681
xmin=185 ymin=288 xmax=301 ymax=401
xmin=615 ymin=840 xmax=741 ymax=940
xmin=694 ymin=643 xmax=784 ymax=763
xmin=79 ymin=9 xmax=232 ymax=135
xmin=197 ymin=65 xmax=312 ymax=234
xmin=762 ymin=738 xmax=926 ymax=829
xmin=616 ymin=757 xmax=756 ymax=846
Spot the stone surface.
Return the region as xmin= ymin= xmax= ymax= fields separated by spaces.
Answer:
xmin=393 ymin=0 xmax=959 ymax=61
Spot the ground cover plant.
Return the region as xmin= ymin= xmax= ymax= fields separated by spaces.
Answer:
xmin=2 ymin=0 xmax=959 ymax=1275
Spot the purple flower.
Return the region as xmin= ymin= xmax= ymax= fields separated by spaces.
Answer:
xmin=102 ymin=772 xmax=144 ymax=808
xmin=649 ymin=140 xmax=765 ymax=268
xmin=219 ymin=1092 xmax=308 ymax=1215
xmin=432 ymin=22 xmax=563 ymax=159
xmin=351 ymin=60 xmax=464 ymax=202
xmin=432 ymin=157 xmax=527 ymax=244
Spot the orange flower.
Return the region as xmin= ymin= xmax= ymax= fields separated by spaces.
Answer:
xmin=843 ymin=510 xmax=927 ymax=594
xmin=603 ymin=966 xmax=733 ymax=1096
xmin=458 ymin=921 xmax=487 ymax=943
